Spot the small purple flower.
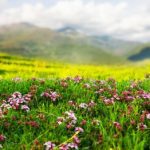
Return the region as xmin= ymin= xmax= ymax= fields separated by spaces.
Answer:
xmin=113 ymin=122 xmax=122 ymax=131
xmin=73 ymin=76 xmax=82 ymax=83
xmin=88 ymin=100 xmax=96 ymax=107
xmin=125 ymin=96 xmax=134 ymax=101
xmin=12 ymin=92 xmax=22 ymax=99
xmin=57 ymin=117 xmax=64 ymax=125
xmin=24 ymin=94 xmax=32 ymax=102
xmin=0 ymin=134 xmax=6 ymax=142
xmin=75 ymin=127 xmax=84 ymax=133
xmin=68 ymin=143 xmax=78 ymax=149
xmin=79 ymin=103 xmax=88 ymax=109
xmin=141 ymin=93 xmax=150 ymax=99
xmin=146 ymin=113 xmax=150 ymax=119
xmin=21 ymin=105 xmax=30 ymax=112
xmin=104 ymin=98 xmax=114 ymax=105
xmin=44 ymin=141 xmax=55 ymax=150
xmin=73 ymin=136 xmax=80 ymax=144
xmin=50 ymin=92 xmax=60 ymax=102
xmin=41 ymin=91 xmax=60 ymax=102
xmin=59 ymin=144 xmax=69 ymax=150
xmin=65 ymin=111 xmax=77 ymax=125
xmin=41 ymin=92 xmax=50 ymax=98
xmin=137 ymin=123 xmax=147 ymax=131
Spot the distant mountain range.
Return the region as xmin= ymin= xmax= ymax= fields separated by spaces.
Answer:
xmin=57 ymin=26 xmax=141 ymax=55
xmin=0 ymin=22 xmax=149 ymax=64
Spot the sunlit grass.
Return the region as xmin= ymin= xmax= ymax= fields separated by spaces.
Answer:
xmin=0 ymin=53 xmax=149 ymax=80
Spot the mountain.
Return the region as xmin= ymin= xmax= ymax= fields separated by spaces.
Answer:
xmin=57 ymin=26 xmax=141 ymax=56
xmin=57 ymin=26 xmax=81 ymax=35
xmin=127 ymin=43 xmax=150 ymax=61
xmin=0 ymin=23 xmax=124 ymax=64
xmin=87 ymin=35 xmax=141 ymax=56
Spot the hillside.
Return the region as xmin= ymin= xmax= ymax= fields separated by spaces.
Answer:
xmin=0 ymin=23 xmax=124 ymax=64
xmin=127 ymin=43 xmax=150 ymax=61
xmin=57 ymin=26 xmax=141 ymax=56
xmin=87 ymin=35 xmax=140 ymax=56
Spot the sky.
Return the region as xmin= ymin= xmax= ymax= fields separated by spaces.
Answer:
xmin=0 ymin=0 xmax=150 ymax=42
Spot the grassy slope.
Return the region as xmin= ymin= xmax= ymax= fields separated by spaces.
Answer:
xmin=0 ymin=53 xmax=150 ymax=80
xmin=0 ymin=23 xmax=124 ymax=64
xmin=126 ymin=43 xmax=150 ymax=57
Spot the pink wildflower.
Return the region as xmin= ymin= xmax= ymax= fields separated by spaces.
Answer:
xmin=146 ymin=113 xmax=150 ymax=119
xmin=113 ymin=122 xmax=122 ymax=131
xmin=74 ymin=76 xmax=82 ymax=83
xmin=59 ymin=144 xmax=69 ymax=150
xmin=104 ymin=98 xmax=114 ymax=105
xmin=0 ymin=134 xmax=6 ymax=142
xmin=73 ymin=136 xmax=80 ymax=144
xmin=75 ymin=127 xmax=84 ymax=133
xmin=44 ymin=141 xmax=55 ymax=150
xmin=138 ymin=123 xmax=147 ymax=131
xmin=21 ymin=105 xmax=30 ymax=112
xmin=68 ymin=143 xmax=78 ymax=149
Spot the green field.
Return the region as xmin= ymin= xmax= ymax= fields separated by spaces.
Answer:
xmin=0 ymin=53 xmax=150 ymax=150
xmin=0 ymin=53 xmax=150 ymax=80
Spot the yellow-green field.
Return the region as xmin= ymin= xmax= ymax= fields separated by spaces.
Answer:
xmin=0 ymin=53 xmax=150 ymax=80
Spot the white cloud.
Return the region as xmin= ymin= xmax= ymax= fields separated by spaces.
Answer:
xmin=0 ymin=0 xmax=7 ymax=4
xmin=0 ymin=0 xmax=150 ymax=42
xmin=0 ymin=0 xmax=7 ymax=9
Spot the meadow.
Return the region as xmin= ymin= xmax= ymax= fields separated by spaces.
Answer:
xmin=0 ymin=53 xmax=150 ymax=150
xmin=0 ymin=53 xmax=150 ymax=80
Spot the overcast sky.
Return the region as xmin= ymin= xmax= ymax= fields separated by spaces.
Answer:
xmin=0 ymin=0 xmax=150 ymax=42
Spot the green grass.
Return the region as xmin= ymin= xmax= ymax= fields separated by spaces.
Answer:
xmin=0 ymin=77 xmax=150 ymax=150
xmin=0 ymin=53 xmax=150 ymax=149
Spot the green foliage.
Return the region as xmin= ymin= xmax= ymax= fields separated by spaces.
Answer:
xmin=0 ymin=78 xmax=150 ymax=149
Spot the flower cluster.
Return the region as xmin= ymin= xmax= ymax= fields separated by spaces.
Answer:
xmin=44 ymin=141 xmax=55 ymax=150
xmin=73 ymin=76 xmax=82 ymax=83
xmin=68 ymin=100 xmax=96 ymax=110
xmin=64 ymin=111 xmax=77 ymax=128
xmin=103 ymin=98 xmax=115 ymax=105
xmin=44 ymin=135 xmax=81 ymax=150
xmin=45 ymin=110 xmax=82 ymax=149
xmin=0 ymin=92 xmax=31 ymax=114
xmin=25 ymin=121 xmax=39 ymax=128
xmin=57 ymin=110 xmax=77 ymax=127
xmin=41 ymin=91 xmax=60 ymax=102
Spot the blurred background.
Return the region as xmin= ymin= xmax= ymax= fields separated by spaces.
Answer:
xmin=0 ymin=0 xmax=150 ymax=79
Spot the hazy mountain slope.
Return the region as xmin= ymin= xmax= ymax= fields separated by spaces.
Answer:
xmin=57 ymin=26 xmax=141 ymax=56
xmin=127 ymin=43 xmax=150 ymax=61
xmin=0 ymin=23 xmax=124 ymax=64
xmin=88 ymin=36 xmax=141 ymax=56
